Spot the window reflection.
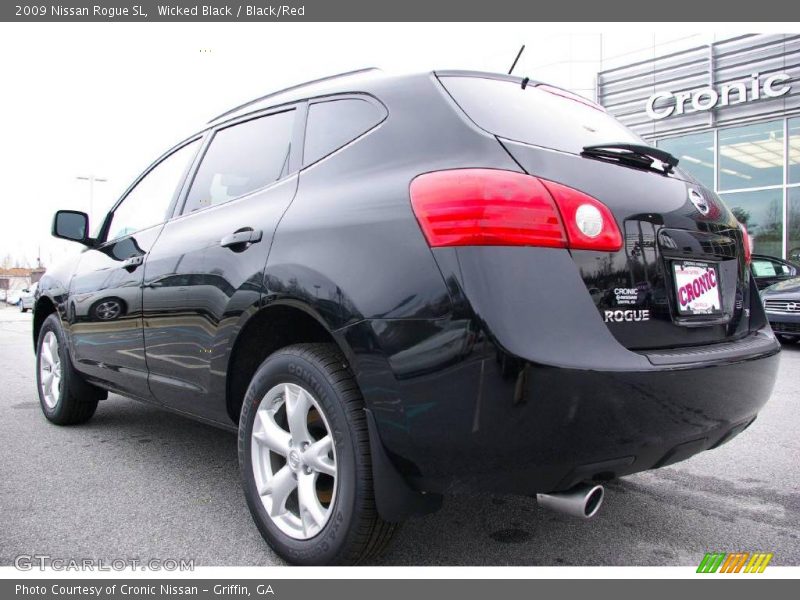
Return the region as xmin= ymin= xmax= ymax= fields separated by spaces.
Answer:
xmin=657 ymin=132 xmax=714 ymax=190
xmin=790 ymin=117 xmax=800 ymax=185
xmin=109 ymin=140 xmax=201 ymax=241
xmin=654 ymin=118 xmax=798 ymax=260
xmin=183 ymin=110 xmax=295 ymax=214
xmin=718 ymin=120 xmax=784 ymax=190
xmin=789 ymin=188 xmax=800 ymax=263
xmin=720 ymin=189 xmax=783 ymax=258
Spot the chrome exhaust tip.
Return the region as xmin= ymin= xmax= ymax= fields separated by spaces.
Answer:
xmin=536 ymin=483 xmax=604 ymax=519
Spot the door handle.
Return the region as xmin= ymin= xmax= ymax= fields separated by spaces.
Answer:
xmin=220 ymin=228 xmax=263 ymax=250
xmin=122 ymin=255 xmax=144 ymax=271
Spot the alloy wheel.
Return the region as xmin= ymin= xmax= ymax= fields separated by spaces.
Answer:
xmin=95 ymin=300 xmax=121 ymax=320
xmin=250 ymin=382 xmax=337 ymax=539
xmin=39 ymin=331 xmax=62 ymax=409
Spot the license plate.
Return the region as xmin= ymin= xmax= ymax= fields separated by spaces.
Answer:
xmin=672 ymin=260 xmax=722 ymax=316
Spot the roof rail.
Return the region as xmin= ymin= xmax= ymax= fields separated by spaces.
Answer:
xmin=208 ymin=67 xmax=381 ymax=124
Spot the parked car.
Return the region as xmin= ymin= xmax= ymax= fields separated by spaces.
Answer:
xmin=751 ymin=254 xmax=799 ymax=290
xmin=761 ymin=276 xmax=800 ymax=343
xmin=33 ymin=69 xmax=780 ymax=565
xmin=6 ymin=290 xmax=22 ymax=306
xmin=19 ymin=283 xmax=36 ymax=312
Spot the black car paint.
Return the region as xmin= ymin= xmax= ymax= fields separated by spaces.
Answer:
xmin=35 ymin=70 xmax=780 ymax=520
xmin=498 ymin=138 xmax=751 ymax=350
xmin=67 ymin=226 xmax=161 ymax=399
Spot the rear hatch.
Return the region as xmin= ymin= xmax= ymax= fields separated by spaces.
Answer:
xmin=438 ymin=73 xmax=752 ymax=350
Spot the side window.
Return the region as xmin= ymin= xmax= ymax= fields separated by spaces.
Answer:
xmin=183 ymin=109 xmax=296 ymax=214
xmin=108 ymin=139 xmax=200 ymax=241
xmin=752 ymin=259 xmax=777 ymax=277
xmin=303 ymin=98 xmax=384 ymax=166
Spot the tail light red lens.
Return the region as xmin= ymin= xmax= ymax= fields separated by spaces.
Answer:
xmin=539 ymin=179 xmax=623 ymax=251
xmin=739 ymin=222 xmax=752 ymax=264
xmin=410 ymin=169 xmax=622 ymax=252
xmin=409 ymin=169 xmax=566 ymax=248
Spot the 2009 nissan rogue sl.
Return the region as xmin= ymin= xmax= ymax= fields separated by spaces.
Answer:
xmin=34 ymin=69 xmax=780 ymax=565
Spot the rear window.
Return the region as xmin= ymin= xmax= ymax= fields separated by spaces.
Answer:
xmin=303 ymin=98 xmax=384 ymax=166
xmin=439 ymin=76 xmax=643 ymax=155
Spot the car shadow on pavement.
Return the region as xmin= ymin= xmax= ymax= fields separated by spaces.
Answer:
xmin=10 ymin=377 xmax=799 ymax=567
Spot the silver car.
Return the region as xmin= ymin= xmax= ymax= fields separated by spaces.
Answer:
xmin=18 ymin=283 xmax=36 ymax=312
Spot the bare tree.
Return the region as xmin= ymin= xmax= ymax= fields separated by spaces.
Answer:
xmin=731 ymin=206 xmax=750 ymax=226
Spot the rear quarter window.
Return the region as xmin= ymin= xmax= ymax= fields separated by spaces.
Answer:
xmin=438 ymin=76 xmax=643 ymax=155
xmin=303 ymin=98 xmax=385 ymax=166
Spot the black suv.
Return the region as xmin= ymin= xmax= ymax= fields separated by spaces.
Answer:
xmin=35 ymin=69 xmax=780 ymax=565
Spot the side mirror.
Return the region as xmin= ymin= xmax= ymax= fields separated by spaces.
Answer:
xmin=52 ymin=210 xmax=91 ymax=245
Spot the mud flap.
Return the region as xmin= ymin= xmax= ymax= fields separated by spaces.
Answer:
xmin=365 ymin=408 xmax=442 ymax=522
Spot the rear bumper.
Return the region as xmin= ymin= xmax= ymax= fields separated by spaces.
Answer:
xmin=462 ymin=337 xmax=779 ymax=494
xmin=343 ymin=319 xmax=780 ymax=496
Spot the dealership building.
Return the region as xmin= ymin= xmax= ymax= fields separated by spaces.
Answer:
xmin=596 ymin=34 xmax=800 ymax=261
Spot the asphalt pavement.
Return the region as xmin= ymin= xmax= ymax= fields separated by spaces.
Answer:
xmin=1 ymin=304 xmax=798 ymax=566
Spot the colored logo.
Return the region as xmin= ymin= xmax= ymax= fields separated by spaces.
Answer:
xmin=697 ymin=552 xmax=773 ymax=573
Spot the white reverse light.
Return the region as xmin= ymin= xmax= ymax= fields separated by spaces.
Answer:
xmin=575 ymin=203 xmax=603 ymax=238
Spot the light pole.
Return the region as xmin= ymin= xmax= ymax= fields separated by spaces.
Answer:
xmin=76 ymin=175 xmax=108 ymax=224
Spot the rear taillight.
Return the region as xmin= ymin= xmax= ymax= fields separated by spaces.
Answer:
xmin=409 ymin=169 xmax=622 ymax=252
xmin=539 ymin=179 xmax=623 ymax=252
xmin=739 ymin=222 xmax=752 ymax=264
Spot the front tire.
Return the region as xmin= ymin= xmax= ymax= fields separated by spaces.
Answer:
xmin=36 ymin=313 xmax=99 ymax=425
xmin=239 ymin=343 xmax=397 ymax=565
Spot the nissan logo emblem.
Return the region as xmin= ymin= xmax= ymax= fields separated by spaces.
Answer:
xmin=688 ymin=188 xmax=710 ymax=215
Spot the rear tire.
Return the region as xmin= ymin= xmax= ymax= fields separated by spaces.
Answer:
xmin=239 ymin=343 xmax=397 ymax=565
xmin=36 ymin=313 xmax=100 ymax=425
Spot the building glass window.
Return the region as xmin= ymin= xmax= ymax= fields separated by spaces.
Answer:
xmin=657 ymin=132 xmax=714 ymax=190
xmin=718 ymin=120 xmax=784 ymax=191
xmin=719 ymin=189 xmax=784 ymax=258
xmin=788 ymin=187 xmax=800 ymax=263
xmin=790 ymin=117 xmax=800 ymax=185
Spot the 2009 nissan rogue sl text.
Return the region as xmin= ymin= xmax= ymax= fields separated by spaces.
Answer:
xmin=34 ymin=69 xmax=780 ymax=565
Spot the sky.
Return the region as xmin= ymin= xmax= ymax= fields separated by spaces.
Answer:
xmin=0 ymin=22 xmax=735 ymax=268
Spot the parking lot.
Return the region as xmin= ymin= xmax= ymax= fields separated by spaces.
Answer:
xmin=1 ymin=303 xmax=798 ymax=567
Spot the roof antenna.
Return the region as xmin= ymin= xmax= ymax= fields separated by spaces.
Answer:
xmin=508 ymin=44 xmax=525 ymax=75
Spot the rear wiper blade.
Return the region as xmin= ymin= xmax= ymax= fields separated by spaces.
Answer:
xmin=582 ymin=143 xmax=679 ymax=174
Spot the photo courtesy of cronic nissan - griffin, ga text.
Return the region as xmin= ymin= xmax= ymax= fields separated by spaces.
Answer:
xmin=33 ymin=69 xmax=781 ymax=565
